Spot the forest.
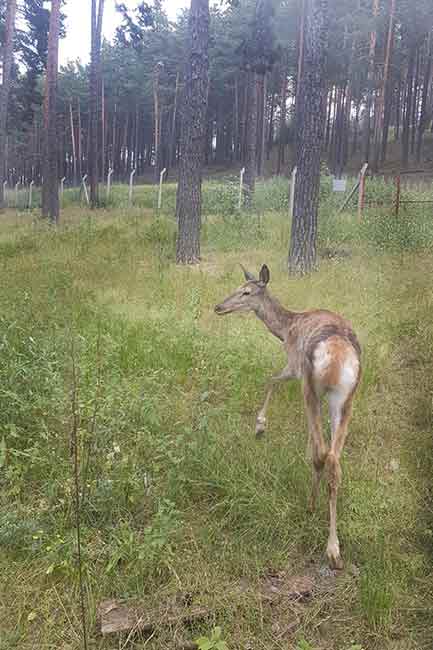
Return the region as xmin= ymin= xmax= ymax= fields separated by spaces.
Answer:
xmin=1 ymin=0 xmax=433 ymax=649
xmin=3 ymin=0 xmax=433 ymax=189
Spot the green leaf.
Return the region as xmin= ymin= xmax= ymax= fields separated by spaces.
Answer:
xmin=195 ymin=640 xmax=213 ymax=650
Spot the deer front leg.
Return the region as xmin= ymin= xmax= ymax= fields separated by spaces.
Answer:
xmin=256 ymin=365 xmax=296 ymax=437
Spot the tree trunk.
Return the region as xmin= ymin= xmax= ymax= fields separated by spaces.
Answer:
xmin=234 ymin=77 xmax=240 ymax=162
xmin=101 ymin=79 xmax=106 ymax=180
xmin=42 ymin=0 xmax=61 ymax=223
xmin=416 ymin=33 xmax=432 ymax=162
xmin=363 ymin=0 xmax=380 ymax=163
xmin=277 ymin=59 xmax=287 ymax=175
xmin=373 ymin=0 xmax=395 ymax=170
xmin=288 ymin=0 xmax=327 ymax=275
xmin=0 ymin=0 xmax=17 ymax=209
xmin=175 ymin=0 xmax=210 ymax=264
xmin=411 ymin=46 xmax=420 ymax=156
xmin=256 ymin=72 xmax=266 ymax=176
xmin=267 ymin=87 xmax=275 ymax=161
xmin=168 ymin=71 xmax=180 ymax=170
xmin=395 ymin=77 xmax=401 ymax=140
xmin=402 ymin=43 xmax=416 ymax=167
xmin=295 ymin=0 xmax=306 ymax=163
xmin=89 ymin=0 xmax=105 ymax=207
xmin=77 ymin=99 xmax=83 ymax=180
xmin=69 ymin=103 xmax=77 ymax=185
xmin=243 ymin=67 xmax=258 ymax=208
xmin=153 ymin=61 xmax=163 ymax=182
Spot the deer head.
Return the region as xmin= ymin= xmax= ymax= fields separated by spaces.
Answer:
xmin=214 ymin=264 xmax=270 ymax=315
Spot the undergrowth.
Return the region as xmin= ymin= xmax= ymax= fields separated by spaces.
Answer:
xmin=0 ymin=183 xmax=432 ymax=649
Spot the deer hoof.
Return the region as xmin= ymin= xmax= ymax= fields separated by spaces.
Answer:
xmin=255 ymin=417 xmax=266 ymax=437
xmin=326 ymin=543 xmax=344 ymax=570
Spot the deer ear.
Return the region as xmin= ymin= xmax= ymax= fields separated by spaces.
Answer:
xmin=259 ymin=264 xmax=270 ymax=285
xmin=240 ymin=264 xmax=256 ymax=282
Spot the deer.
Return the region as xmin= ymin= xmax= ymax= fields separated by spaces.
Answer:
xmin=214 ymin=264 xmax=361 ymax=569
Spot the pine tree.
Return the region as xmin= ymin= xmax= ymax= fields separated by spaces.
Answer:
xmin=175 ymin=0 xmax=210 ymax=265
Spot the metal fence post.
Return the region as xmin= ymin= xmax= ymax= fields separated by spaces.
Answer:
xmin=158 ymin=167 xmax=167 ymax=210
xmin=28 ymin=180 xmax=35 ymax=209
xmin=357 ymin=163 xmax=368 ymax=221
xmin=82 ymin=174 xmax=89 ymax=205
xmin=238 ymin=167 xmax=246 ymax=210
xmin=289 ymin=166 xmax=297 ymax=218
xmin=129 ymin=168 xmax=136 ymax=208
xmin=15 ymin=181 xmax=20 ymax=209
xmin=107 ymin=168 xmax=114 ymax=200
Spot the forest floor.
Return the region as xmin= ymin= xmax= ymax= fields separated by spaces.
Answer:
xmin=1 ymin=180 xmax=433 ymax=650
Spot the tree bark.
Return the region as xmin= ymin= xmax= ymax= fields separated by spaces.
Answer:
xmin=288 ymin=0 xmax=327 ymax=275
xmin=402 ymin=43 xmax=416 ymax=167
xmin=153 ymin=61 xmax=163 ymax=182
xmin=416 ymin=32 xmax=432 ymax=162
xmin=42 ymin=0 xmax=61 ymax=223
xmin=363 ymin=0 xmax=380 ymax=164
xmin=175 ymin=0 xmax=210 ymax=264
xmin=0 ymin=0 xmax=17 ymax=209
xmin=373 ymin=0 xmax=394 ymax=170
xmin=89 ymin=0 xmax=105 ymax=207
xmin=243 ymin=66 xmax=258 ymax=208
xmin=277 ymin=58 xmax=287 ymax=175
xmin=168 ymin=71 xmax=180 ymax=170
xmin=256 ymin=72 xmax=266 ymax=176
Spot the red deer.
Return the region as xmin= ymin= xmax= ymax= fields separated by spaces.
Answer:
xmin=214 ymin=264 xmax=361 ymax=569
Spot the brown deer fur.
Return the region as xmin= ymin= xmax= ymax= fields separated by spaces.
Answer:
xmin=214 ymin=264 xmax=361 ymax=569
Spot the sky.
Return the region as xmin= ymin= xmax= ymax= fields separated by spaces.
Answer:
xmin=58 ymin=0 xmax=188 ymax=65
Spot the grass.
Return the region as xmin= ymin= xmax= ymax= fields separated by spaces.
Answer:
xmin=0 ymin=177 xmax=433 ymax=650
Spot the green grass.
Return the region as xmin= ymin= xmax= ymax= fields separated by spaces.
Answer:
xmin=0 ymin=179 xmax=433 ymax=649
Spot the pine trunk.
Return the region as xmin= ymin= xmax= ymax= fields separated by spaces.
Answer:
xmin=277 ymin=59 xmax=287 ymax=175
xmin=42 ymin=0 xmax=61 ymax=223
xmin=175 ymin=0 xmax=210 ymax=264
xmin=363 ymin=0 xmax=379 ymax=163
xmin=243 ymin=67 xmax=258 ymax=208
xmin=0 ymin=0 xmax=17 ymax=209
xmin=416 ymin=33 xmax=432 ymax=162
xmin=89 ymin=0 xmax=105 ymax=207
xmin=288 ymin=0 xmax=327 ymax=275
xmin=402 ymin=44 xmax=416 ymax=167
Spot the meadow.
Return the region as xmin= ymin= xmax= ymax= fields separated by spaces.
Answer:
xmin=0 ymin=176 xmax=433 ymax=649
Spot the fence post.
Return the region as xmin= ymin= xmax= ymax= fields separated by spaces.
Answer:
xmin=106 ymin=168 xmax=114 ymax=200
xmin=3 ymin=181 xmax=7 ymax=207
xmin=289 ymin=166 xmax=297 ymax=218
xmin=357 ymin=163 xmax=368 ymax=221
xmin=82 ymin=174 xmax=89 ymax=205
xmin=158 ymin=167 xmax=167 ymax=210
xmin=15 ymin=181 xmax=20 ymax=209
xmin=129 ymin=168 xmax=136 ymax=208
xmin=60 ymin=177 xmax=66 ymax=197
xmin=238 ymin=167 xmax=246 ymax=210
xmin=28 ymin=180 xmax=35 ymax=209
xmin=395 ymin=173 xmax=401 ymax=217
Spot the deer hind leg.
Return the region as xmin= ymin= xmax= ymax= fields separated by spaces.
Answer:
xmin=303 ymin=376 xmax=328 ymax=513
xmin=325 ymin=389 xmax=354 ymax=570
xmin=255 ymin=365 xmax=296 ymax=437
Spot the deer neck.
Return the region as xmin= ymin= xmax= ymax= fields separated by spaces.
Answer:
xmin=255 ymin=292 xmax=293 ymax=341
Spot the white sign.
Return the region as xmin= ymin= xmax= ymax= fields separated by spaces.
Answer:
xmin=332 ymin=177 xmax=347 ymax=192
